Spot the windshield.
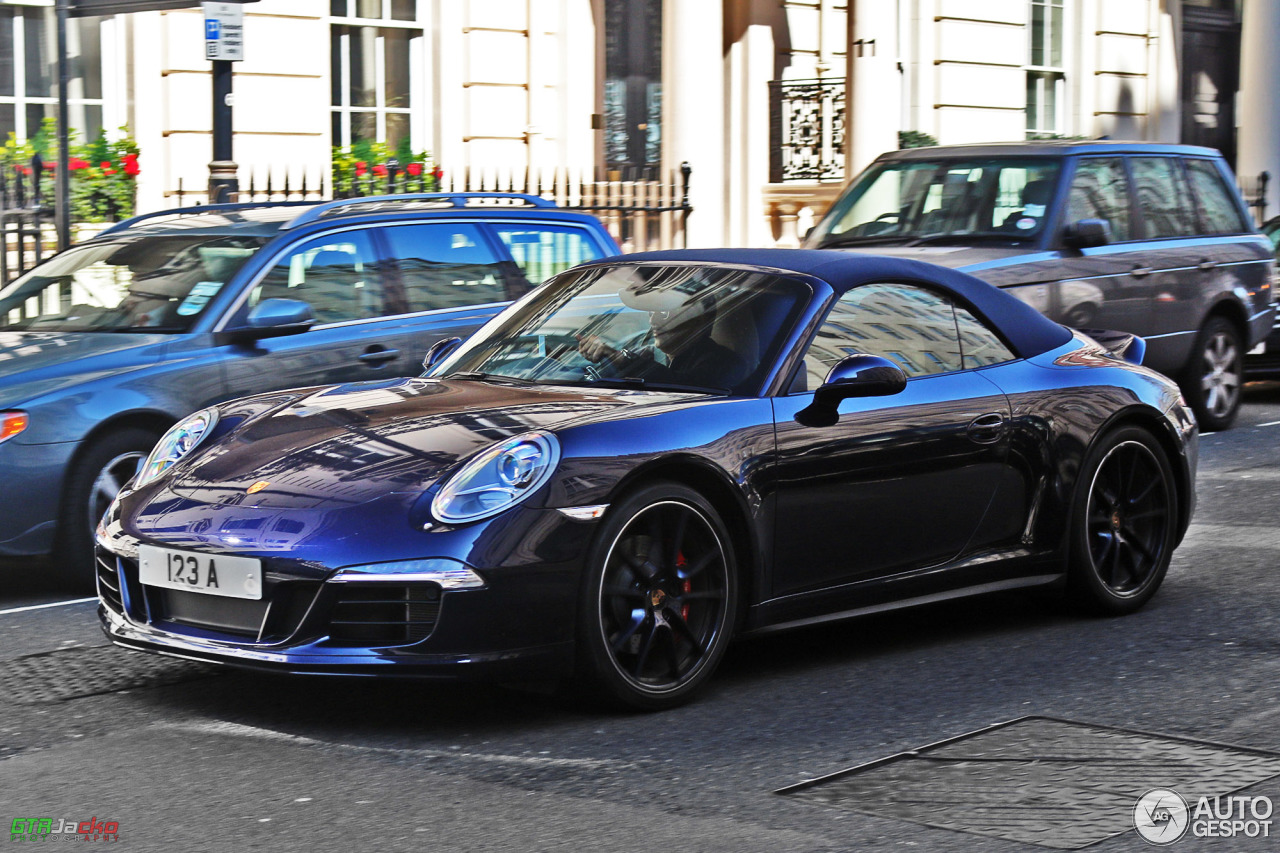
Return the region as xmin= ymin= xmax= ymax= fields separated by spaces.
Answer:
xmin=433 ymin=263 xmax=811 ymax=395
xmin=0 ymin=234 xmax=268 ymax=333
xmin=808 ymin=158 xmax=1062 ymax=248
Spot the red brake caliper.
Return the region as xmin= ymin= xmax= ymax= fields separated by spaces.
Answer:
xmin=677 ymin=551 xmax=691 ymax=621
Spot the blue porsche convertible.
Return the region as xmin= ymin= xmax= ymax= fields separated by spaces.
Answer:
xmin=96 ymin=250 xmax=1197 ymax=709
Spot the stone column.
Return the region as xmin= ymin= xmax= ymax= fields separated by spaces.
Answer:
xmin=1237 ymin=0 xmax=1280 ymax=220
xmin=844 ymin=0 xmax=900 ymax=178
xmin=663 ymin=0 xmax=725 ymax=247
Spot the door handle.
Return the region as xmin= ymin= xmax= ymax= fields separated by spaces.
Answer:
xmin=359 ymin=347 xmax=400 ymax=364
xmin=967 ymin=412 xmax=1006 ymax=444
xmin=1130 ymin=266 xmax=1153 ymax=278
xmin=1198 ymin=260 xmax=1218 ymax=271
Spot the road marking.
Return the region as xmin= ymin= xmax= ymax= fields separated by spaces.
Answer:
xmin=0 ymin=597 xmax=97 ymax=616
xmin=156 ymin=720 xmax=630 ymax=769
xmin=1258 ymin=420 xmax=1280 ymax=427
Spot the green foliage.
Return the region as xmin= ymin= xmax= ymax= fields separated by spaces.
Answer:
xmin=898 ymin=130 xmax=939 ymax=149
xmin=0 ymin=118 xmax=141 ymax=222
xmin=331 ymin=140 xmax=435 ymax=196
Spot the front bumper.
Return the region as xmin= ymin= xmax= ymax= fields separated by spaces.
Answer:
xmin=0 ymin=439 xmax=76 ymax=556
xmin=95 ymin=506 xmax=598 ymax=681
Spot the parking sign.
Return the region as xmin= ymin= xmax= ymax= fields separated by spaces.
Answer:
xmin=202 ymin=2 xmax=244 ymax=61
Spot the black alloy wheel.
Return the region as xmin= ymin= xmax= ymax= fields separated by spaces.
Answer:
xmin=578 ymin=482 xmax=738 ymax=710
xmin=55 ymin=427 xmax=158 ymax=590
xmin=1183 ymin=316 xmax=1243 ymax=432
xmin=1067 ymin=426 xmax=1177 ymax=615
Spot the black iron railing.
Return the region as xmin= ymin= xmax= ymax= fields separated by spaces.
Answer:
xmin=1240 ymin=171 xmax=1271 ymax=225
xmin=0 ymin=157 xmax=54 ymax=286
xmin=769 ymin=77 xmax=846 ymax=184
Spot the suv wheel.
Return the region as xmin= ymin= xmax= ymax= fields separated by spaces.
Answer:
xmin=55 ymin=428 xmax=158 ymax=590
xmin=1182 ymin=316 xmax=1243 ymax=432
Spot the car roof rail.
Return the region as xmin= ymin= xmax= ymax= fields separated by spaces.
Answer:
xmin=96 ymin=200 xmax=317 ymax=238
xmin=281 ymin=192 xmax=557 ymax=230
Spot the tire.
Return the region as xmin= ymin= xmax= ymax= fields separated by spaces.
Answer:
xmin=1066 ymin=426 xmax=1178 ymax=615
xmin=576 ymin=482 xmax=739 ymax=710
xmin=1181 ymin=316 xmax=1243 ymax=431
xmin=55 ymin=428 xmax=159 ymax=590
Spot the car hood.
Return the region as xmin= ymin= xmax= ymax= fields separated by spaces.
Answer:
xmin=166 ymin=377 xmax=692 ymax=511
xmin=0 ymin=331 xmax=169 ymax=407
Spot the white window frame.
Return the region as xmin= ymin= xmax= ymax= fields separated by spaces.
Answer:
xmin=0 ymin=1 xmax=109 ymax=142
xmin=1025 ymin=0 xmax=1068 ymax=139
xmin=329 ymin=0 xmax=423 ymax=149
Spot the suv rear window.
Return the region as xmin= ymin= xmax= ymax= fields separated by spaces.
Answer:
xmin=1131 ymin=157 xmax=1197 ymax=239
xmin=1186 ymin=159 xmax=1249 ymax=234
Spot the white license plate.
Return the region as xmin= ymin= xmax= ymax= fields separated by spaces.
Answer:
xmin=138 ymin=545 xmax=263 ymax=600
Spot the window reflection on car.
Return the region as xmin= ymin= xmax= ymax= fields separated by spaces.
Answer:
xmin=434 ymin=264 xmax=809 ymax=395
xmin=0 ymin=235 xmax=267 ymax=333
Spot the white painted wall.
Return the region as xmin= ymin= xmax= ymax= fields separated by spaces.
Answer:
xmin=128 ymin=0 xmax=329 ymax=212
xmin=1237 ymin=0 xmax=1280 ymax=208
xmin=663 ymin=0 xmax=725 ymax=247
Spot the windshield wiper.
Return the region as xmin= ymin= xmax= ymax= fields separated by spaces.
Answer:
xmin=446 ymin=371 xmax=535 ymax=385
xmin=903 ymin=232 xmax=1027 ymax=246
xmin=816 ymin=233 xmax=916 ymax=249
xmin=568 ymin=376 xmax=730 ymax=395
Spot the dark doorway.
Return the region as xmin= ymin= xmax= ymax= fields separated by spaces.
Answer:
xmin=1180 ymin=4 xmax=1240 ymax=166
xmin=604 ymin=0 xmax=662 ymax=176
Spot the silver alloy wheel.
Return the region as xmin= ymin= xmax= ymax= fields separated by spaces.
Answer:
xmin=88 ymin=450 xmax=145 ymax=531
xmin=1201 ymin=328 xmax=1241 ymax=420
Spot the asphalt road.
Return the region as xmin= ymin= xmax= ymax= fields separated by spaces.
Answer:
xmin=4 ymin=386 xmax=1280 ymax=851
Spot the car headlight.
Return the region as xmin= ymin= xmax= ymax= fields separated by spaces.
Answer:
xmin=135 ymin=408 xmax=219 ymax=488
xmin=432 ymin=431 xmax=560 ymax=524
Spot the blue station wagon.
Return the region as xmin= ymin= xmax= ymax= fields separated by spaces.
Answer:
xmin=0 ymin=193 xmax=619 ymax=582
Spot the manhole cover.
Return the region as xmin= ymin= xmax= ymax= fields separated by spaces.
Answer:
xmin=778 ymin=716 xmax=1280 ymax=850
xmin=0 ymin=645 xmax=222 ymax=704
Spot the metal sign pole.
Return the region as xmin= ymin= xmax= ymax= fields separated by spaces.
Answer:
xmin=209 ymin=60 xmax=237 ymax=202
xmin=203 ymin=2 xmax=245 ymax=202
xmin=54 ymin=0 xmax=71 ymax=250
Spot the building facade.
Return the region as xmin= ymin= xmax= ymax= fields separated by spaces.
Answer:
xmin=0 ymin=0 xmax=1265 ymax=247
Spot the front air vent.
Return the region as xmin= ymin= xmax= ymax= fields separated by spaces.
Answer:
xmin=326 ymin=584 xmax=441 ymax=646
xmin=95 ymin=549 xmax=123 ymax=614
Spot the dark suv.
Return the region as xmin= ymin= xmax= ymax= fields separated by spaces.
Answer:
xmin=0 ymin=193 xmax=618 ymax=582
xmin=805 ymin=141 xmax=1275 ymax=431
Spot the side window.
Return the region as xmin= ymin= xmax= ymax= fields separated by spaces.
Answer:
xmin=1131 ymin=157 xmax=1196 ymax=239
xmin=954 ymin=306 xmax=1016 ymax=368
xmin=800 ymin=283 xmax=963 ymax=390
xmin=253 ymin=230 xmax=382 ymax=325
xmin=492 ymin=223 xmax=603 ymax=284
xmin=1186 ymin=159 xmax=1249 ymax=234
xmin=381 ymin=223 xmax=507 ymax=311
xmin=1065 ymin=158 xmax=1132 ymax=241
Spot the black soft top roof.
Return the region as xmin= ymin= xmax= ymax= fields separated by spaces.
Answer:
xmin=594 ymin=249 xmax=1074 ymax=360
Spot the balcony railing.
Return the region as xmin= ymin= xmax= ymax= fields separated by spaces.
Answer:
xmin=769 ymin=77 xmax=846 ymax=184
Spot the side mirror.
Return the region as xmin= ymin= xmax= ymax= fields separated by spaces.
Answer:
xmin=422 ymin=336 xmax=463 ymax=374
xmin=799 ymin=354 xmax=907 ymax=427
xmin=219 ymin=298 xmax=315 ymax=344
xmin=1063 ymin=218 xmax=1112 ymax=249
